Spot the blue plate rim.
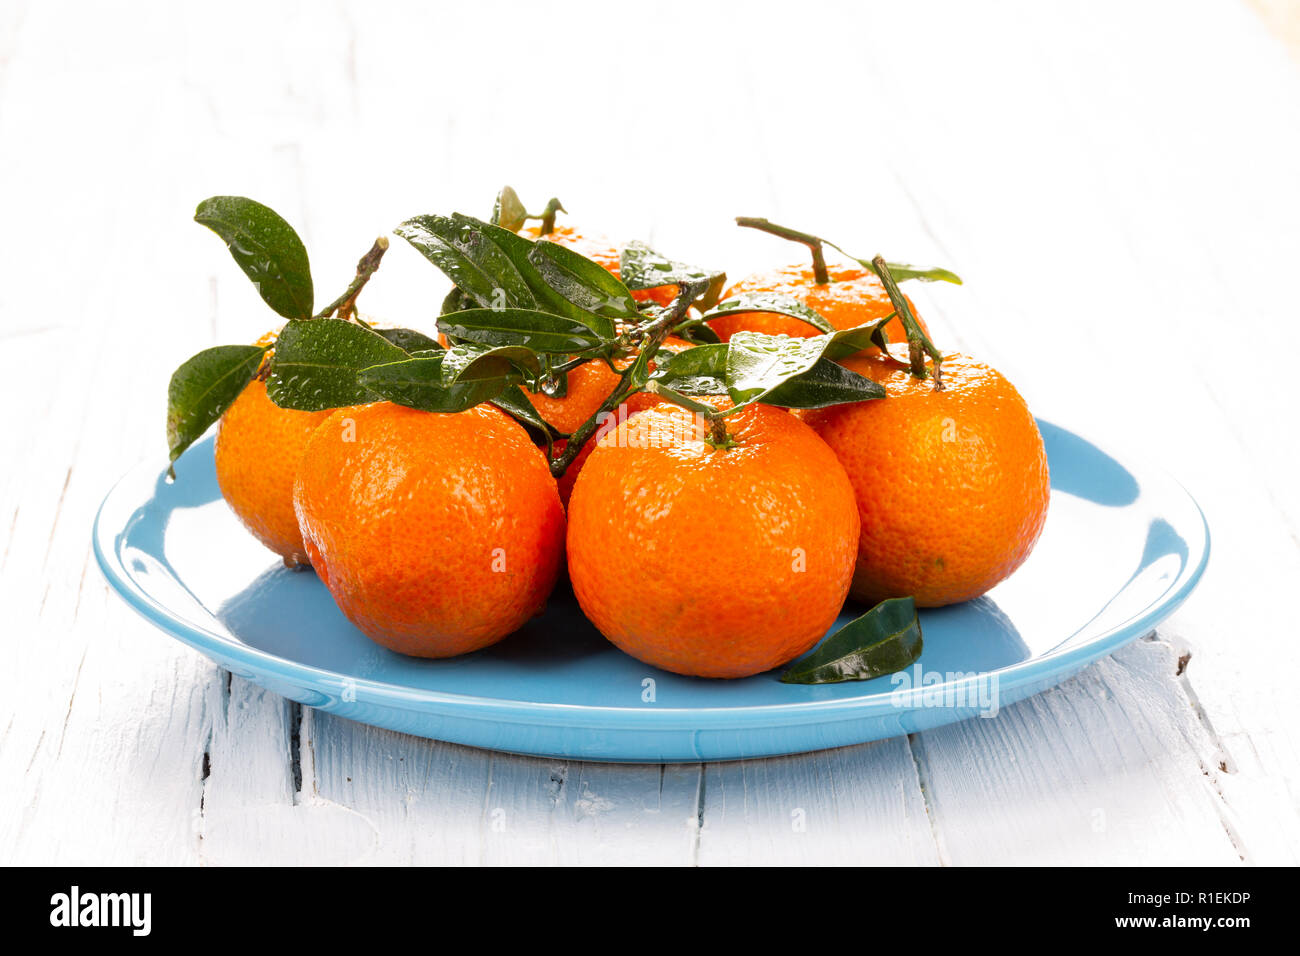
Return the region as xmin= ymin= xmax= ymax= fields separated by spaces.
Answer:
xmin=92 ymin=420 xmax=1211 ymax=729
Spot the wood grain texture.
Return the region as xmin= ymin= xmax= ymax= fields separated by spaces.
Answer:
xmin=1 ymin=0 xmax=1297 ymax=865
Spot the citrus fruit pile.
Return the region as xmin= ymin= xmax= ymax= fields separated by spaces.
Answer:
xmin=165 ymin=189 xmax=1049 ymax=683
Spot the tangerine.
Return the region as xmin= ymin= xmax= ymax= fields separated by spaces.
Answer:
xmin=213 ymin=331 xmax=333 ymax=567
xmin=566 ymin=402 xmax=859 ymax=678
xmin=798 ymin=349 xmax=1049 ymax=607
xmin=293 ymin=402 xmax=565 ymax=657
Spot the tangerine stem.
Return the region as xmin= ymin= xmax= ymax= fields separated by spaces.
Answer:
xmin=735 ymin=217 xmax=830 ymax=285
xmin=705 ymin=414 xmax=734 ymax=450
xmin=313 ymin=236 xmax=389 ymax=322
xmin=549 ymin=350 xmax=603 ymax=378
xmin=641 ymin=383 xmax=734 ymax=449
xmin=872 ymin=255 xmax=944 ymax=390
xmin=548 ymin=278 xmax=711 ymax=476
xmin=535 ymin=198 xmax=565 ymax=237
xmin=547 ymin=364 xmax=634 ymax=477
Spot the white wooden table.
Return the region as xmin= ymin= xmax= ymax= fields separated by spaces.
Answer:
xmin=3 ymin=0 xmax=1298 ymax=865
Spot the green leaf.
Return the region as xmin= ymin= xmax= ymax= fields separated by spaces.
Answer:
xmin=375 ymin=327 xmax=443 ymax=353
xmin=724 ymin=330 xmax=891 ymax=408
xmin=528 ymin=239 xmax=640 ymax=321
xmin=401 ymin=212 xmax=619 ymax=340
xmin=657 ymin=333 xmax=885 ymax=408
xmin=864 ymin=258 xmax=962 ymax=285
xmin=166 ymin=344 xmax=267 ymax=472
xmin=194 ymin=196 xmax=313 ymax=320
xmin=440 ymin=285 xmax=476 ymax=318
xmin=454 ymin=215 xmax=616 ymax=338
xmin=650 ymin=342 xmax=729 ymax=395
xmin=704 ymin=292 xmax=834 ymax=334
xmin=725 ymin=332 xmax=831 ymax=404
xmin=492 ymin=186 xmax=528 ymax=232
xmin=265 ymin=319 xmax=409 ymax=411
xmin=671 ymin=319 xmax=722 ymax=344
xmin=864 ymin=315 xmax=893 ymax=352
xmin=492 ymin=383 xmax=564 ymax=441
xmin=395 ymin=214 xmax=536 ymax=311
xmin=761 ymin=357 xmax=885 ymax=408
xmin=820 ymin=326 xmax=883 ymax=360
xmin=358 ymin=353 xmax=507 ymax=413
xmin=780 ymin=597 xmax=923 ymax=684
xmin=619 ymin=241 xmax=727 ymax=311
xmin=621 ymin=341 xmax=658 ymax=395
xmin=440 ymin=342 xmax=539 ymax=384
xmin=438 ymin=308 xmax=606 ymax=353
xmin=822 ymin=239 xmax=962 ymax=285
xmin=817 ymin=318 xmax=908 ymax=361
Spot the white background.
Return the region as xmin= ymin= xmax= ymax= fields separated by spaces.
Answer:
xmin=1 ymin=0 xmax=1298 ymax=864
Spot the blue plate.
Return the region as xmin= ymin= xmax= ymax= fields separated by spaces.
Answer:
xmin=93 ymin=421 xmax=1209 ymax=763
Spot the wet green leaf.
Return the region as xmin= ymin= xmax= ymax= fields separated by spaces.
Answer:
xmin=438 ymin=308 xmax=606 ymax=353
xmin=194 ymin=196 xmax=314 ymax=320
xmin=265 ymin=319 xmax=409 ymax=411
xmin=725 ymin=332 xmax=831 ymax=404
xmin=781 ymin=597 xmax=923 ymax=684
xmin=654 ymin=333 xmax=887 ymax=409
xmin=396 ymin=214 xmax=536 ymax=310
xmin=621 ymin=340 xmax=658 ymax=394
xmin=492 ymin=383 xmax=564 ymax=441
xmin=400 ymin=213 xmax=620 ymax=340
xmin=619 ymin=241 xmax=726 ymax=311
xmin=454 ymin=215 xmax=617 ymax=339
xmin=529 ymin=239 xmax=640 ymax=322
xmin=761 ymin=357 xmax=885 ymax=408
xmin=375 ymin=327 xmax=442 ymax=353
xmin=166 ymin=344 xmax=267 ymax=472
xmin=358 ymin=352 xmax=506 ymax=413
xmin=817 ymin=317 xmax=909 ymax=361
xmin=440 ymin=342 xmax=539 ymax=384
xmin=650 ymin=342 xmax=729 ymax=395
xmin=440 ymin=285 xmax=476 ymax=318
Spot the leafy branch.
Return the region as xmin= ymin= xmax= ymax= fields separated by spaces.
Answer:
xmin=736 ymin=216 xmax=963 ymax=285
xmin=172 ymin=198 xmax=907 ymax=481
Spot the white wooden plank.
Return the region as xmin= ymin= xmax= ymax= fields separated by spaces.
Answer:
xmin=914 ymin=638 xmax=1243 ymax=865
xmin=197 ymin=683 xmax=382 ymax=866
xmin=308 ymin=714 xmax=704 ymax=866
xmin=308 ymin=718 xmax=499 ymax=866
xmin=698 ymin=736 xmax=942 ymax=866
